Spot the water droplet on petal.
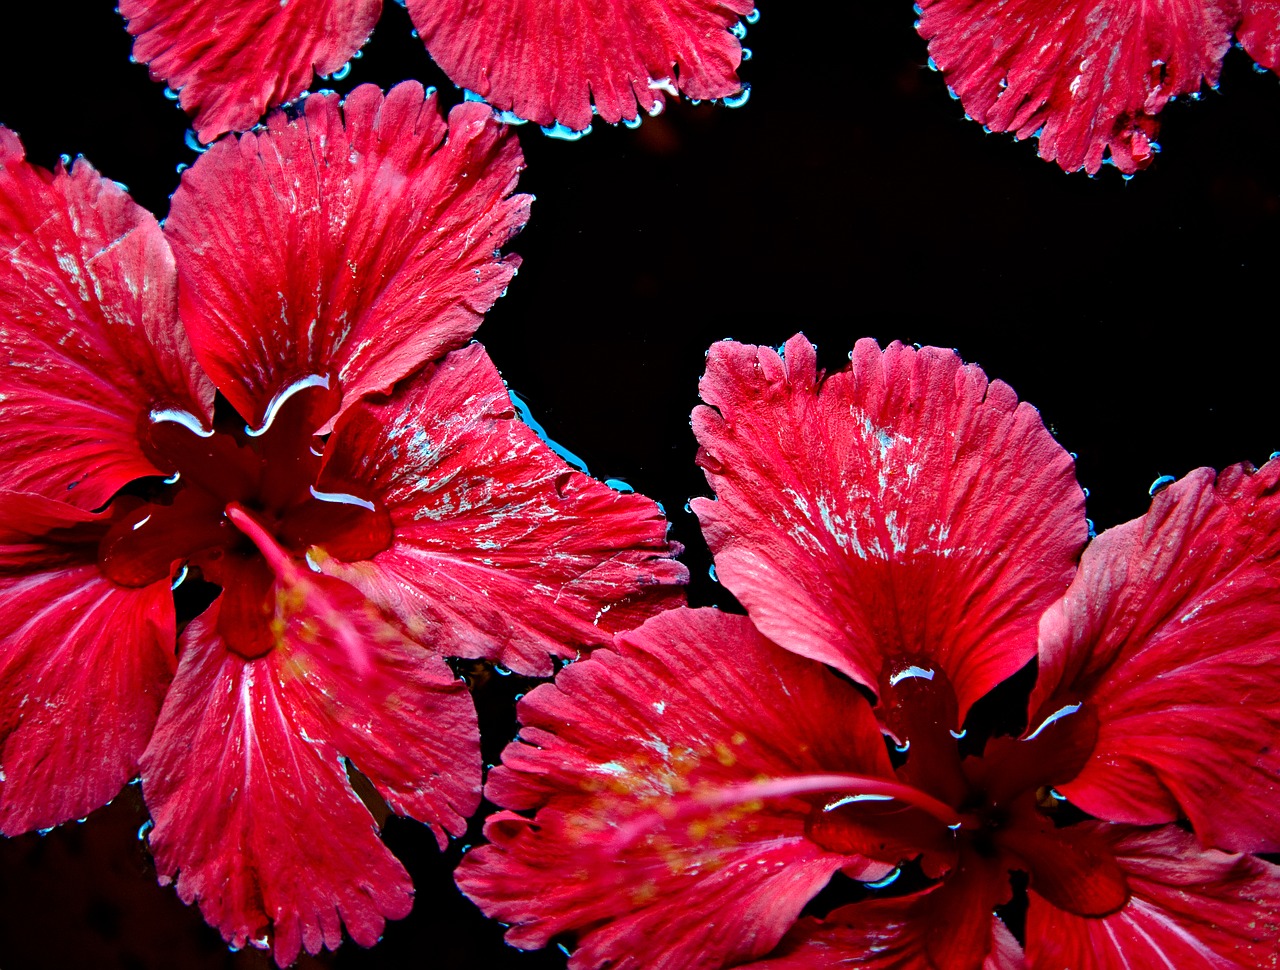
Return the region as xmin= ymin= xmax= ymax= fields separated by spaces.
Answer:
xmin=163 ymin=86 xmax=179 ymax=101
xmin=888 ymin=665 xmax=935 ymax=686
xmin=183 ymin=130 xmax=209 ymax=154
xmin=723 ymin=85 xmax=751 ymax=109
xmin=1149 ymin=474 xmax=1176 ymax=496
xmin=730 ymin=21 xmax=748 ymax=39
xmin=864 ymin=868 xmax=901 ymax=890
xmin=331 ymin=62 xmax=351 ymax=81
xmin=245 ymin=374 xmax=331 ymax=437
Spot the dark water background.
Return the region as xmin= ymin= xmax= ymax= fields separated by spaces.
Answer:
xmin=3 ymin=2 xmax=1280 ymax=967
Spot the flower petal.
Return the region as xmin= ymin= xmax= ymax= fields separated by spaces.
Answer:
xmin=1026 ymin=824 xmax=1280 ymax=969
xmin=142 ymin=576 xmax=477 ymax=964
xmin=1032 ymin=462 xmax=1280 ymax=852
xmin=0 ymin=492 xmax=176 ymax=834
xmin=692 ymin=336 xmax=1085 ymax=718
xmin=916 ymin=0 xmax=1236 ymax=174
xmin=1240 ymin=1 xmax=1280 ymax=71
xmin=317 ymin=342 xmax=687 ymax=676
xmin=457 ymin=608 xmax=896 ymax=968
xmin=407 ymin=0 xmax=754 ymax=131
xmin=120 ymin=0 xmax=380 ymax=143
xmin=0 ymin=129 xmax=213 ymax=509
xmin=164 ymin=84 xmax=530 ymax=432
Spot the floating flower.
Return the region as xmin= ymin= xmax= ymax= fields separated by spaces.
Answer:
xmin=915 ymin=0 xmax=1280 ymax=174
xmin=118 ymin=0 xmax=756 ymax=143
xmin=0 ymin=82 xmax=685 ymax=965
xmin=457 ymin=336 xmax=1280 ymax=967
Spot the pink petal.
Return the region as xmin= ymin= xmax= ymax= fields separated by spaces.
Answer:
xmin=1240 ymin=1 xmax=1280 ymax=71
xmin=0 ymin=129 xmax=213 ymax=509
xmin=119 ymin=0 xmax=381 ymax=143
xmin=691 ymin=336 xmax=1085 ymax=718
xmin=142 ymin=578 xmax=478 ymax=965
xmin=407 ymin=0 xmax=754 ymax=131
xmin=1032 ymin=462 xmax=1280 ymax=852
xmin=0 ymin=492 xmax=176 ymax=834
xmin=1026 ymin=824 xmax=1280 ymax=969
xmin=317 ymin=342 xmax=687 ymax=676
xmin=916 ymin=0 xmax=1236 ymax=174
xmin=457 ymin=608 xmax=896 ymax=968
xmin=164 ymin=84 xmax=530 ymax=432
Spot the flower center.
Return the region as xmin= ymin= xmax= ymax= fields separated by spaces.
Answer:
xmin=97 ymin=377 xmax=392 ymax=658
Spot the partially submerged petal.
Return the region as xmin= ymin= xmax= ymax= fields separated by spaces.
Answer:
xmin=120 ymin=0 xmax=381 ymax=143
xmin=407 ymin=0 xmax=754 ymax=131
xmin=141 ymin=578 xmax=474 ymax=965
xmin=692 ymin=336 xmax=1085 ymax=718
xmin=165 ymin=84 xmax=530 ymax=431
xmin=916 ymin=0 xmax=1236 ymax=174
xmin=457 ymin=608 xmax=898 ymax=968
xmin=0 ymin=129 xmax=213 ymax=508
xmin=1026 ymin=824 xmax=1280 ymax=968
xmin=317 ymin=342 xmax=687 ymax=675
xmin=0 ymin=492 xmax=176 ymax=834
xmin=1032 ymin=462 xmax=1280 ymax=852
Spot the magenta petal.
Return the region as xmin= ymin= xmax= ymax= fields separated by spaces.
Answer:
xmin=317 ymin=342 xmax=687 ymax=675
xmin=1032 ymin=462 xmax=1280 ymax=852
xmin=141 ymin=579 xmax=475 ymax=965
xmin=165 ymin=85 xmax=530 ymax=431
xmin=457 ymin=608 xmax=896 ymax=968
xmin=0 ymin=129 xmax=213 ymax=508
xmin=692 ymin=336 xmax=1085 ymax=717
xmin=1241 ymin=1 xmax=1280 ymax=72
xmin=1026 ymin=824 xmax=1280 ymax=969
xmin=0 ymin=492 xmax=176 ymax=834
xmin=407 ymin=0 xmax=753 ymax=131
xmin=120 ymin=0 xmax=381 ymax=142
xmin=916 ymin=0 xmax=1236 ymax=174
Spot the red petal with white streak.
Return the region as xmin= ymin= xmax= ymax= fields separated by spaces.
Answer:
xmin=916 ymin=0 xmax=1236 ymax=174
xmin=141 ymin=580 xmax=479 ymax=965
xmin=0 ymin=129 xmax=213 ymax=509
xmin=120 ymin=0 xmax=380 ymax=143
xmin=165 ymin=85 xmax=529 ymax=432
xmin=1032 ymin=462 xmax=1280 ymax=852
xmin=1026 ymin=824 xmax=1280 ymax=969
xmin=457 ymin=608 xmax=896 ymax=969
xmin=0 ymin=492 xmax=176 ymax=834
xmin=1240 ymin=1 xmax=1280 ymax=71
xmin=407 ymin=0 xmax=754 ymax=131
xmin=692 ymin=336 xmax=1084 ymax=718
xmin=318 ymin=342 xmax=686 ymax=676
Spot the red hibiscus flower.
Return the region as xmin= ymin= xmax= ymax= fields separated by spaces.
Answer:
xmin=456 ymin=335 xmax=1280 ymax=968
xmin=916 ymin=0 xmax=1280 ymax=174
xmin=0 ymin=81 xmax=686 ymax=966
xmin=117 ymin=0 xmax=756 ymax=143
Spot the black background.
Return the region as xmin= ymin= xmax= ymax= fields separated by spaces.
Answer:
xmin=2 ymin=2 xmax=1280 ymax=967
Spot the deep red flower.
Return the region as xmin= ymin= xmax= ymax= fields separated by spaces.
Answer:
xmin=916 ymin=0 xmax=1280 ymax=174
xmin=119 ymin=0 xmax=755 ymax=143
xmin=457 ymin=336 xmax=1280 ymax=968
xmin=0 ymin=82 xmax=685 ymax=965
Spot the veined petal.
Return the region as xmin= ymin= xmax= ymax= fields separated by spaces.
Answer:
xmin=407 ymin=0 xmax=754 ymax=131
xmin=692 ymin=336 xmax=1085 ymax=719
xmin=317 ymin=342 xmax=686 ymax=676
xmin=1026 ymin=824 xmax=1280 ymax=969
xmin=916 ymin=0 xmax=1236 ymax=174
xmin=457 ymin=608 xmax=900 ymax=969
xmin=0 ymin=129 xmax=213 ymax=509
xmin=120 ymin=0 xmax=381 ymax=143
xmin=0 ymin=492 xmax=176 ymax=834
xmin=141 ymin=576 xmax=477 ymax=965
xmin=165 ymin=84 xmax=530 ymax=432
xmin=1032 ymin=462 xmax=1280 ymax=852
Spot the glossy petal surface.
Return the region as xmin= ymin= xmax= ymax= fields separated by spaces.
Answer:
xmin=1032 ymin=463 xmax=1280 ymax=851
xmin=319 ymin=342 xmax=687 ymax=676
xmin=407 ymin=0 xmax=754 ymax=130
xmin=165 ymin=85 xmax=529 ymax=431
xmin=457 ymin=608 xmax=895 ymax=968
xmin=0 ymin=492 xmax=176 ymax=834
xmin=141 ymin=577 xmax=478 ymax=965
xmin=1027 ymin=825 xmax=1280 ymax=969
xmin=692 ymin=336 xmax=1085 ymax=717
xmin=0 ymin=129 xmax=212 ymax=509
xmin=916 ymin=0 xmax=1236 ymax=173
xmin=120 ymin=0 xmax=381 ymax=142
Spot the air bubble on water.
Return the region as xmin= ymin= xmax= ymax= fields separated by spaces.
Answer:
xmin=709 ymin=564 xmax=719 ymax=583
xmin=138 ymin=819 xmax=154 ymax=841
xmin=730 ymin=21 xmax=747 ymax=39
xmin=494 ymin=665 xmax=513 ymax=677
xmin=331 ymin=62 xmax=352 ymax=81
xmin=723 ymin=85 xmax=751 ymax=109
xmin=864 ymin=868 xmax=901 ymax=890
xmin=1149 ymin=474 xmax=1176 ymax=496
xmin=183 ymin=130 xmax=209 ymax=154
xmin=171 ymin=564 xmax=190 ymax=591
xmin=745 ymin=7 xmax=760 ymax=23
xmin=741 ymin=48 xmax=752 ymax=61
xmin=624 ymin=115 xmax=643 ymax=129
xmin=949 ymin=727 xmax=967 ymax=739
xmin=541 ymin=122 xmax=591 ymax=141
